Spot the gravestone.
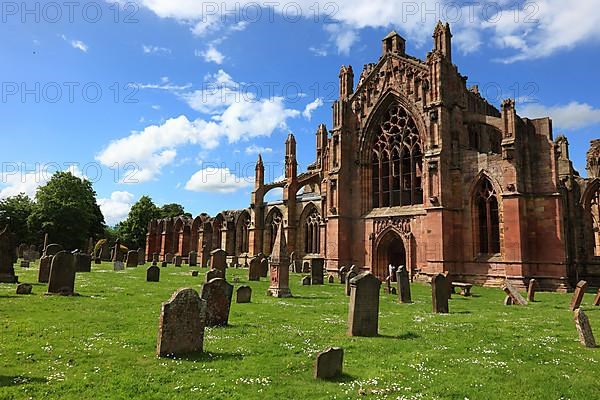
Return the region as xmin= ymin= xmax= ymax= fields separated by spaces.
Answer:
xmin=20 ymin=260 xmax=30 ymax=269
xmin=302 ymin=276 xmax=311 ymax=285
xmin=74 ymin=253 xmax=92 ymax=273
xmin=156 ymin=288 xmax=207 ymax=357
xmin=236 ymin=286 xmax=252 ymax=303
xmin=112 ymin=240 xmax=125 ymax=262
xmin=210 ymin=249 xmax=227 ymax=272
xmin=569 ymin=280 xmax=588 ymax=311
xmin=311 ymin=258 xmax=325 ymax=285
xmin=206 ymin=268 xmax=224 ymax=282
xmin=126 ymin=251 xmax=139 ymax=268
xmin=345 ymin=269 xmax=359 ymax=296
xmin=95 ymin=258 xmax=102 ymax=264
xmin=431 ymin=274 xmax=449 ymax=314
xmin=45 ymin=244 xmax=63 ymax=257
xmin=38 ymin=256 xmax=52 ymax=283
xmin=189 ymin=251 xmax=198 ymax=267
xmin=347 ymin=273 xmax=381 ymax=337
xmin=248 ymin=257 xmax=261 ymax=281
xmin=302 ymin=261 xmax=310 ymax=273
xmin=339 ymin=266 xmax=348 ymax=284
xmin=593 ymin=289 xmax=600 ymax=306
xmin=328 ymin=275 xmax=335 ymax=284
xmin=17 ymin=243 xmax=27 ymax=259
xmin=201 ymin=278 xmax=234 ymax=327
xmin=152 ymin=253 xmax=159 ymax=262
xmin=502 ymin=281 xmax=528 ymax=306
xmin=574 ymin=308 xmax=596 ymax=348
xmin=16 ymin=283 xmax=32 ymax=295
xmin=396 ymin=266 xmax=412 ymax=303
xmin=191 ymin=270 xmax=199 ymax=277
xmin=174 ymin=255 xmax=182 ymax=267
xmin=0 ymin=227 xmax=18 ymax=283
xmin=164 ymin=253 xmax=174 ymax=263
xmin=259 ymin=258 xmax=269 ymax=278
xmin=113 ymin=261 xmax=125 ymax=271
xmin=267 ymin=224 xmax=292 ymax=298
xmin=47 ymin=251 xmax=77 ymax=295
xmin=527 ymin=279 xmax=537 ymax=302
xmin=504 ymin=295 xmax=514 ymax=306
xmin=314 ymin=347 xmax=344 ymax=380
xmin=161 ymin=261 xmax=168 ymax=268
xmin=137 ymin=249 xmax=145 ymax=265
xmin=147 ymin=265 xmax=160 ymax=282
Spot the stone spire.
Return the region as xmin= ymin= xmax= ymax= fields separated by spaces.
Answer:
xmin=587 ymin=139 xmax=600 ymax=178
xmin=270 ymin=223 xmax=288 ymax=265
xmin=255 ymin=153 xmax=264 ymax=188
xmin=433 ymin=21 xmax=452 ymax=62
xmin=285 ymin=133 xmax=297 ymax=179
xmin=267 ymin=223 xmax=292 ymax=298
xmin=316 ymin=124 xmax=328 ymax=169
xmin=339 ymin=65 xmax=354 ymax=99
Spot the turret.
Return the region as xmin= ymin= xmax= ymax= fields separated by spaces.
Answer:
xmin=587 ymin=139 xmax=600 ymax=178
xmin=285 ymin=133 xmax=297 ymax=179
xmin=433 ymin=21 xmax=452 ymax=62
xmin=339 ymin=65 xmax=354 ymax=99
xmin=316 ymin=124 xmax=328 ymax=169
xmin=382 ymin=31 xmax=406 ymax=56
xmin=255 ymin=154 xmax=264 ymax=188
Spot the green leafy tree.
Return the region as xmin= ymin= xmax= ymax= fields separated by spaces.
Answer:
xmin=159 ymin=203 xmax=191 ymax=219
xmin=28 ymin=172 xmax=106 ymax=250
xmin=117 ymin=196 xmax=160 ymax=250
xmin=0 ymin=194 xmax=35 ymax=244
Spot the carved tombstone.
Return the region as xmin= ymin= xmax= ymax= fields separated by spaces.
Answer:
xmin=248 ymin=257 xmax=261 ymax=281
xmin=396 ymin=266 xmax=412 ymax=303
xmin=147 ymin=265 xmax=160 ymax=282
xmin=201 ymin=278 xmax=234 ymax=327
xmin=125 ymin=251 xmax=138 ymax=268
xmin=74 ymin=252 xmax=92 ymax=273
xmin=156 ymin=288 xmax=207 ymax=357
xmin=431 ymin=274 xmax=449 ymax=314
xmin=502 ymin=281 xmax=528 ymax=306
xmin=236 ymin=286 xmax=252 ymax=303
xmin=259 ymin=258 xmax=269 ymax=278
xmin=527 ymin=279 xmax=537 ymax=302
xmin=347 ymin=273 xmax=381 ymax=337
xmin=47 ymin=251 xmax=77 ymax=295
xmin=0 ymin=227 xmax=18 ymax=283
xmin=188 ymin=251 xmax=198 ymax=267
xmin=311 ymin=258 xmax=325 ymax=285
xmin=267 ymin=224 xmax=292 ymax=298
xmin=574 ymin=308 xmax=596 ymax=348
xmin=314 ymin=347 xmax=344 ymax=380
xmin=210 ymin=249 xmax=227 ymax=272
xmin=569 ymin=280 xmax=588 ymax=311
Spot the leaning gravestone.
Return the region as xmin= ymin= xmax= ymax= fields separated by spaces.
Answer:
xmin=314 ymin=347 xmax=344 ymax=380
xmin=236 ymin=286 xmax=252 ymax=303
xmin=502 ymin=281 xmax=528 ymax=306
xmin=189 ymin=251 xmax=198 ymax=267
xmin=431 ymin=274 xmax=449 ymax=314
xmin=347 ymin=273 xmax=381 ymax=337
xmin=74 ymin=253 xmax=92 ymax=273
xmin=396 ymin=266 xmax=412 ymax=303
xmin=210 ymin=249 xmax=227 ymax=272
xmin=248 ymin=257 xmax=261 ymax=281
xmin=147 ymin=265 xmax=160 ymax=282
xmin=206 ymin=268 xmax=224 ymax=282
xmin=156 ymin=288 xmax=207 ymax=357
xmin=311 ymin=258 xmax=325 ymax=285
xmin=126 ymin=251 xmax=139 ymax=268
xmin=201 ymin=278 xmax=234 ymax=327
xmin=569 ymin=280 xmax=588 ymax=311
xmin=47 ymin=251 xmax=77 ymax=295
xmin=16 ymin=283 xmax=32 ymax=295
xmin=527 ymin=279 xmax=537 ymax=302
xmin=259 ymin=258 xmax=269 ymax=278
xmin=574 ymin=308 xmax=596 ymax=348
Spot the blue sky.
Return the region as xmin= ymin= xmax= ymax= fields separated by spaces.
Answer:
xmin=1 ymin=0 xmax=599 ymax=225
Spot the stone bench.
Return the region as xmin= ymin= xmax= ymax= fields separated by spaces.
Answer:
xmin=451 ymin=282 xmax=473 ymax=297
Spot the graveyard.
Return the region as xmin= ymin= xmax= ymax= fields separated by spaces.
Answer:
xmin=1 ymin=261 xmax=599 ymax=399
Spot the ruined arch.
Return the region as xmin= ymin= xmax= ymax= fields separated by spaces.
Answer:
xmin=235 ymin=210 xmax=251 ymax=255
xmin=212 ymin=214 xmax=225 ymax=250
xmin=582 ymin=178 xmax=600 ymax=257
xmin=297 ymin=203 xmax=322 ymax=256
xmin=372 ymin=227 xmax=412 ymax=281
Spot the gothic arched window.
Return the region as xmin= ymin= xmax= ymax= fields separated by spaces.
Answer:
xmin=590 ymin=186 xmax=600 ymax=256
xmin=475 ymin=178 xmax=500 ymax=255
xmin=372 ymin=104 xmax=423 ymax=208
xmin=238 ymin=213 xmax=250 ymax=254
xmin=304 ymin=209 xmax=321 ymax=254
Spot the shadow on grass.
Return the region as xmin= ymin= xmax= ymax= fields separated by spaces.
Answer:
xmin=291 ymin=296 xmax=331 ymax=300
xmin=322 ymin=373 xmax=357 ymax=383
xmin=0 ymin=375 xmax=47 ymax=387
xmin=173 ymin=351 xmax=244 ymax=362
xmin=377 ymin=331 xmax=420 ymax=340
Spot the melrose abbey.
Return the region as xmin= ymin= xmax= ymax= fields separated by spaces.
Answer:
xmin=146 ymin=22 xmax=600 ymax=291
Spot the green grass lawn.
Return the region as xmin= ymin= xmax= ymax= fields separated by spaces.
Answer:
xmin=1 ymin=263 xmax=599 ymax=399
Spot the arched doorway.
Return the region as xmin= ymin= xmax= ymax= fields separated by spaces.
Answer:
xmin=375 ymin=230 xmax=406 ymax=280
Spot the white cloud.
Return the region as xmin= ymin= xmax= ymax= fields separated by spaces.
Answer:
xmin=135 ymin=76 xmax=192 ymax=92
xmin=308 ymin=46 xmax=328 ymax=57
xmin=0 ymin=164 xmax=87 ymax=199
xmin=303 ymin=98 xmax=324 ymax=120
xmin=98 ymin=191 xmax=135 ymax=226
xmin=61 ymin=34 xmax=88 ymax=52
xmin=324 ymin=24 xmax=358 ymax=55
xmin=185 ymin=167 xmax=252 ymax=193
xmin=198 ymin=44 xmax=225 ymax=64
xmin=142 ymin=45 xmax=172 ymax=55
xmin=97 ymin=71 xmax=300 ymax=182
xmin=520 ymin=101 xmax=600 ymax=130
xmin=245 ymin=145 xmax=273 ymax=155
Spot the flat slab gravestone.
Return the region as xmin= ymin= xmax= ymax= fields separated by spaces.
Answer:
xmin=38 ymin=256 xmax=52 ymax=283
xmin=189 ymin=251 xmax=198 ymax=267
xmin=569 ymin=280 xmax=588 ymax=311
xmin=396 ymin=267 xmax=412 ymax=303
xmin=47 ymin=251 xmax=77 ymax=295
xmin=174 ymin=255 xmax=182 ymax=267
xmin=347 ymin=273 xmax=381 ymax=337
xmin=156 ymin=288 xmax=207 ymax=357
xmin=126 ymin=251 xmax=139 ymax=268
xmin=431 ymin=274 xmax=449 ymax=313
xmin=201 ymin=278 xmax=234 ymax=327
xmin=147 ymin=266 xmax=160 ymax=282
xmin=236 ymin=286 xmax=252 ymax=303
xmin=502 ymin=281 xmax=528 ymax=306
xmin=74 ymin=253 xmax=92 ymax=273
xmin=248 ymin=257 xmax=261 ymax=281
xmin=311 ymin=258 xmax=325 ymax=285
xmin=574 ymin=308 xmax=596 ymax=348
xmin=210 ymin=249 xmax=227 ymax=272
xmin=259 ymin=259 xmax=269 ymax=278
xmin=314 ymin=347 xmax=344 ymax=380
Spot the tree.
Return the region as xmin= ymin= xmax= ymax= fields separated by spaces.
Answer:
xmin=28 ymin=172 xmax=106 ymax=250
xmin=117 ymin=196 xmax=160 ymax=250
xmin=0 ymin=194 xmax=35 ymax=244
xmin=159 ymin=203 xmax=191 ymax=219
